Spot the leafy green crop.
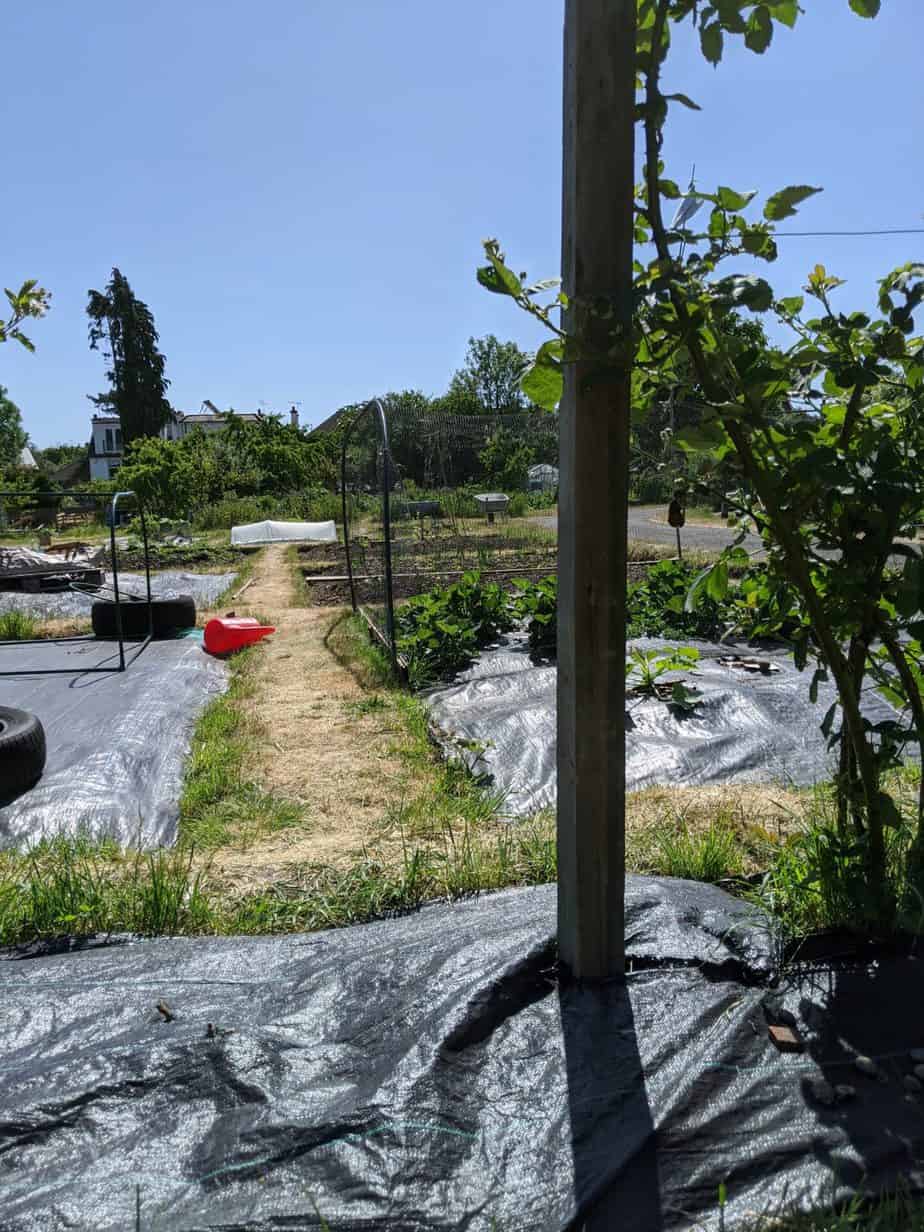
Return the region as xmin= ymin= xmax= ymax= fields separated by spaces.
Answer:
xmin=396 ymin=571 xmax=515 ymax=687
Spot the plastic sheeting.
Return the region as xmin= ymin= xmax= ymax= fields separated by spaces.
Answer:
xmin=230 ymin=519 xmax=337 ymax=545
xmin=425 ymin=635 xmax=904 ymax=816
xmin=0 ymin=570 xmax=237 ymax=620
xmin=0 ymin=637 xmax=227 ymax=849
xmin=1 ymin=878 xmax=922 ymax=1231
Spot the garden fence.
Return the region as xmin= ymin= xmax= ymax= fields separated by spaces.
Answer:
xmin=341 ymin=399 xmax=559 ymax=665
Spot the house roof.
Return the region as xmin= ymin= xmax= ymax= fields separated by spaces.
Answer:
xmin=19 ymin=446 xmax=38 ymax=468
xmin=180 ymin=412 xmax=262 ymax=424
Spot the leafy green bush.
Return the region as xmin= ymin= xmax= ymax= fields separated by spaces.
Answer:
xmin=628 ymin=559 xmax=736 ymax=639
xmin=396 ymin=571 xmax=515 ymax=686
xmin=512 ymin=575 xmax=557 ymax=658
xmin=507 ymin=492 xmax=529 ymax=518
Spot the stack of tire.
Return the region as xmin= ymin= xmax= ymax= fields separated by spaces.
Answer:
xmin=0 ymin=708 xmax=46 ymax=800
xmin=91 ymin=595 xmax=197 ymax=640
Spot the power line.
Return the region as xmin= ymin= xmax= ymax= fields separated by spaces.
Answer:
xmin=774 ymin=227 xmax=924 ymax=238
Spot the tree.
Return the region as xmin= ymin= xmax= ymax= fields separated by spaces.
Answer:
xmin=448 ymin=335 xmax=530 ymax=414
xmin=37 ymin=443 xmax=89 ymax=469
xmin=0 ymin=386 xmax=28 ymax=469
xmin=1 ymin=280 xmax=50 ymax=351
xmin=481 ymin=1 xmax=924 ymax=934
xmin=87 ymin=269 xmax=172 ymax=444
xmin=479 ymin=427 xmax=534 ymax=491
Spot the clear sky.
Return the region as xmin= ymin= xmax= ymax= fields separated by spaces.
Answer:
xmin=4 ymin=1 xmax=922 ymax=446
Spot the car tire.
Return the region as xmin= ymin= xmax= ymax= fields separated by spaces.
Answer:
xmin=0 ymin=707 xmax=47 ymax=798
xmin=91 ymin=595 xmax=197 ymax=640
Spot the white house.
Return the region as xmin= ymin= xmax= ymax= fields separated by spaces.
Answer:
xmin=88 ymin=402 xmax=298 ymax=481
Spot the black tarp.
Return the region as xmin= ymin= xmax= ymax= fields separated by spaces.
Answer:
xmin=0 ymin=570 xmax=237 ymax=619
xmin=1 ymin=878 xmax=923 ymax=1230
xmin=425 ymin=636 xmax=904 ymax=816
xmin=0 ymin=637 xmax=227 ymax=849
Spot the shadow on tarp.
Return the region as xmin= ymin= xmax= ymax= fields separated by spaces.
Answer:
xmin=0 ymin=637 xmax=227 ymax=850
xmin=1 ymin=878 xmax=921 ymax=1230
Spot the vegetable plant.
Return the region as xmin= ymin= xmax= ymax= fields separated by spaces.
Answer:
xmin=395 ymin=571 xmax=515 ymax=687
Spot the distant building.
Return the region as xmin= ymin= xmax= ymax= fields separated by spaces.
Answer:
xmin=88 ymin=403 xmax=267 ymax=481
xmin=18 ymin=445 xmax=38 ymax=469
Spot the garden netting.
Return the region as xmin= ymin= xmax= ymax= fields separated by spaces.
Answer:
xmin=425 ymin=635 xmax=904 ymax=816
xmin=0 ymin=636 xmax=227 ymax=848
xmin=2 ymin=877 xmax=923 ymax=1230
xmin=0 ymin=570 xmax=237 ymax=620
xmin=341 ymin=400 xmax=558 ymax=655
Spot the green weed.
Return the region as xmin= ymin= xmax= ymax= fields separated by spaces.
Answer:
xmin=0 ymin=610 xmax=38 ymax=640
xmin=653 ymin=819 xmax=744 ymax=883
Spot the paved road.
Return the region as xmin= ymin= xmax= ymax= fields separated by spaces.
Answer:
xmin=537 ymin=505 xmax=764 ymax=557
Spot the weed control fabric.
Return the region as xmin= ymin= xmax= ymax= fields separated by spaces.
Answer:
xmin=0 ymin=638 xmax=227 ymax=848
xmin=1 ymin=878 xmax=923 ymax=1230
xmin=425 ymin=635 xmax=904 ymax=816
xmin=0 ymin=570 xmax=237 ymax=620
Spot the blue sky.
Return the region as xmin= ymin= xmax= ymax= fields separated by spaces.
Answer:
xmin=4 ymin=0 xmax=922 ymax=446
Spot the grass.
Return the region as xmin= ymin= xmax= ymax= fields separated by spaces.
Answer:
xmin=0 ymin=610 xmax=39 ymax=640
xmin=652 ymin=817 xmax=744 ymax=882
xmin=740 ymin=1187 xmax=924 ymax=1231
xmin=177 ymin=644 xmax=306 ymax=849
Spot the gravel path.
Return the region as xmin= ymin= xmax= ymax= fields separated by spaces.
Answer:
xmin=536 ymin=506 xmax=764 ymax=557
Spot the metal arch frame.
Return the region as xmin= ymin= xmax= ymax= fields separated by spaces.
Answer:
xmin=0 ymin=489 xmax=154 ymax=675
xmin=340 ymin=399 xmax=399 ymax=674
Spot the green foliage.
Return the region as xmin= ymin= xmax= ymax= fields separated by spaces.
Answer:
xmin=87 ymin=267 xmax=172 ymax=444
xmin=396 ymin=571 xmax=516 ymax=686
xmin=448 ymin=334 xmax=532 ymax=414
xmin=654 ymin=820 xmax=743 ymax=883
xmin=0 ymin=385 xmax=28 ymax=469
xmin=37 ymin=442 xmax=89 ymax=470
xmin=512 ymin=574 xmax=557 ymax=658
xmin=0 ymin=279 xmax=50 ymax=351
xmin=478 ymin=427 xmax=534 ymax=490
xmin=630 ymin=559 xmax=736 ymax=638
xmin=0 ymin=611 xmax=38 ymax=640
xmin=116 ymin=418 xmax=337 ymax=521
xmin=627 ymin=645 xmax=700 ymax=693
xmin=481 ymin=0 xmax=922 ymax=933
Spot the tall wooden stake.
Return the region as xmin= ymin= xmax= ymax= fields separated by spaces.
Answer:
xmin=557 ymin=0 xmax=636 ymax=980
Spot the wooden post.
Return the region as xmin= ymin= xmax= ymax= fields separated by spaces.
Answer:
xmin=557 ymin=0 xmax=636 ymax=980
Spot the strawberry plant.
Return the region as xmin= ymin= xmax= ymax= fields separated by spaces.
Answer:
xmin=395 ymin=571 xmax=515 ymax=687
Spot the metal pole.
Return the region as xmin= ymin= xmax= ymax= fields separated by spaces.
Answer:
xmin=341 ymin=414 xmax=358 ymax=614
xmin=374 ymin=400 xmax=399 ymax=674
xmin=557 ymin=0 xmax=636 ymax=979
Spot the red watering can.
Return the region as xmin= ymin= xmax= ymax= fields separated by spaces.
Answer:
xmin=204 ymin=616 xmax=275 ymax=656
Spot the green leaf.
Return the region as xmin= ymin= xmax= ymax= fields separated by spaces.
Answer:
xmin=700 ymin=21 xmax=724 ymax=65
xmin=764 ymin=185 xmax=823 ymax=221
xmin=521 ymin=340 xmax=563 ymax=411
xmin=675 ymin=420 xmax=732 ymax=455
xmin=849 ymin=0 xmax=880 ymax=16
xmin=777 ymin=295 xmax=804 ymax=316
xmin=664 ymin=92 xmax=702 ymax=111
xmin=476 ymin=262 xmax=521 ymax=298
xmin=745 ymin=6 xmax=773 ymax=52
xmin=820 ymin=702 xmax=838 ymax=740
xmin=713 ymin=274 xmax=774 ymax=313
xmin=768 ymin=0 xmax=799 ymax=27
xmin=716 ymin=186 xmax=757 ymax=211
xmin=705 ymin=561 xmax=729 ymax=602
xmin=809 ymin=667 xmax=828 ymax=703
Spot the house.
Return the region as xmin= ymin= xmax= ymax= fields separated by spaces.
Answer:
xmin=88 ymin=402 xmax=293 ymax=481
xmin=18 ymin=446 xmax=38 ymax=469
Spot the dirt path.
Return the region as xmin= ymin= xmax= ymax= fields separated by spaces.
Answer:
xmin=209 ymin=545 xmax=411 ymax=888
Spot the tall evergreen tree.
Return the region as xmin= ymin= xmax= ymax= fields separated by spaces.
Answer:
xmin=87 ymin=268 xmax=171 ymax=443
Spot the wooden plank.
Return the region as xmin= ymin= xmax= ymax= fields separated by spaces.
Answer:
xmin=557 ymin=0 xmax=636 ymax=979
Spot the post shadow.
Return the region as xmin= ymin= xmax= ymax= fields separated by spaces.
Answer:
xmin=560 ymin=973 xmax=663 ymax=1231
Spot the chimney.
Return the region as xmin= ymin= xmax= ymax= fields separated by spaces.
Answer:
xmin=290 ymin=405 xmax=299 ymax=429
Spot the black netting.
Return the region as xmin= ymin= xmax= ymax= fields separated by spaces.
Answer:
xmin=341 ymin=401 xmax=559 ymax=661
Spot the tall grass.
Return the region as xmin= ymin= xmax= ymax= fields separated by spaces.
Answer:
xmin=653 ymin=819 xmax=744 ymax=882
xmin=0 ymin=610 xmax=38 ymax=640
xmin=178 ymin=645 xmax=304 ymax=848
